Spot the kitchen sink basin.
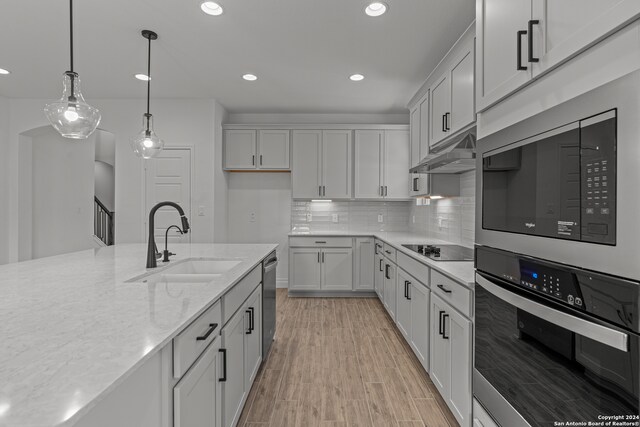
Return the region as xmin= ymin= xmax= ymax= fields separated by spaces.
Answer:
xmin=127 ymin=258 xmax=242 ymax=284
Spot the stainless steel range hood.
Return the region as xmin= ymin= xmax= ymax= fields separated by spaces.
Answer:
xmin=410 ymin=127 xmax=476 ymax=174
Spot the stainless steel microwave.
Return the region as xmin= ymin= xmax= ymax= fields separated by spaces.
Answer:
xmin=476 ymin=70 xmax=640 ymax=281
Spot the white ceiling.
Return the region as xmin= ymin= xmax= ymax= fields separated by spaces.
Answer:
xmin=0 ymin=0 xmax=474 ymax=114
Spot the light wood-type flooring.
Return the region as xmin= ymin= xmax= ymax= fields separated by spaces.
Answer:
xmin=237 ymin=289 xmax=458 ymax=427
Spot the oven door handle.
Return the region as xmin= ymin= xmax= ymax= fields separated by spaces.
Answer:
xmin=476 ymin=273 xmax=629 ymax=352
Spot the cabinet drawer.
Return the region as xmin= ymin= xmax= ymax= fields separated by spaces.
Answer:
xmin=289 ymin=237 xmax=353 ymax=248
xmin=431 ymin=270 xmax=471 ymax=317
xmin=173 ymin=300 xmax=222 ymax=378
xmin=382 ymin=243 xmax=397 ymax=262
xmin=397 ymin=252 xmax=429 ymax=285
xmin=223 ymin=264 xmax=262 ymax=324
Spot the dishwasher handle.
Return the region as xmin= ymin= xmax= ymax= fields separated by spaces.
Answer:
xmin=264 ymin=258 xmax=278 ymax=273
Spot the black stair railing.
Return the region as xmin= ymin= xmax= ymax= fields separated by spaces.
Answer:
xmin=94 ymin=196 xmax=114 ymax=246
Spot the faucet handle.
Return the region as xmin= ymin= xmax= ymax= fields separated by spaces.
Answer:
xmin=162 ymin=249 xmax=176 ymax=263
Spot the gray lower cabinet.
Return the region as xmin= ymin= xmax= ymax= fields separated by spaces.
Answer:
xmin=289 ymin=248 xmax=322 ymax=290
xmin=321 ymin=248 xmax=353 ymax=291
xmin=374 ymin=252 xmax=385 ymax=300
xmin=395 ymin=268 xmax=412 ymax=339
xmin=409 ymin=280 xmax=430 ymax=371
xmin=174 ymin=338 xmax=223 ymax=427
xmin=355 ymin=238 xmax=374 ymax=290
xmin=288 ymin=238 xmax=354 ymax=292
xmin=221 ymin=306 xmax=247 ymax=427
xmin=382 ymin=260 xmax=396 ymax=320
xmin=430 ymin=293 xmax=472 ymax=427
xmin=244 ymin=287 xmax=262 ymax=390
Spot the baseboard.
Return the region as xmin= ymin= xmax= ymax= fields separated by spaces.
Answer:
xmin=287 ymin=290 xmax=377 ymax=298
xmin=276 ymin=278 xmax=289 ymax=289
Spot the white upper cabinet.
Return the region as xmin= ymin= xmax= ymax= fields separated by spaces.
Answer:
xmin=354 ymin=130 xmax=383 ymax=199
xmin=224 ymin=129 xmax=290 ymax=170
xmin=476 ymin=0 xmax=532 ymax=112
xmin=258 ymin=130 xmax=290 ymax=170
xmin=410 ymin=107 xmax=421 ymax=168
xmin=224 ymin=130 xmax=257 ymax=170
xmin=419 ymin=96 xmax=430 ymax=161
xmin=383 ymin=130 xmax=410 ymax=199
xmin=429 ymin=74 xmax=451 ymax=147
xmin=292 ymin=130 xmax=322 ymax=199
xmin=354 ymin=130 xmax=410 ymax=200
xmin=450 ymin=48 xmax=475 ymax=133
xmin=477 ymin=0 xmax=640 ymax=111
xmin=292 ymin=130 xmax=352 ymax=199
xmin=531 ymin=0 xmax=640 ymax=77
xmin=322 ymin=130 xmax=352 ymax=199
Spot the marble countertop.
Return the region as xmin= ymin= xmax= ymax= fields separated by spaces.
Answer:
xmin=289 ymin=231 xmax=475 ymax=286
xmin=0 ymin=243 xmax=277 ymax=427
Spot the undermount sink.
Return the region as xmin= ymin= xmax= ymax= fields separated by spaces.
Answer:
xmin=127 ymin=258 xmax=242 ymax=284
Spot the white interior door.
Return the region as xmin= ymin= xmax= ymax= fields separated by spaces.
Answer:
xmin=145 ymin=148 xmax=192 ymax=246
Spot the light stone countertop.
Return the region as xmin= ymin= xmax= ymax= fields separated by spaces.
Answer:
xmin=0 ymin=243 xmax=277 ymax=427
xmin=289 ymin=231 xmax=475 ymax=286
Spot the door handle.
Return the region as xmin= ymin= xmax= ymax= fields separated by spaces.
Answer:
xmin=445 ymin=112 xmax=450 ymax=131
xmin=379 ymin=259 xmax=383 ymax=272
xmin=404 ymin=280 xmax=409 ymax=299
xmin=246 ymin=307 xmax=254 ymax=334
xmin=437 ymin=284 xmax=452 ymax=294
xmin=517 ymin=30 xmax=528 ymax=70
xmin=442 ymin=313 xmax=449 ymax=339
xmin=260 ymin=154 xmax=263 ymax=165
xmin=322 ymin=252 xmax=325 ymax=263
xmin=438 ymin=310 xmax=445 ymax=336
xmin=385 ymin=264 xmax=390 ymax=280
xmin=442 ymin=114 xmax=446 ymax=132
xmin=219 ymin=348 xmax=227 ymax=382
xmin=384 ymin=186 xmax=388 ymax=197
xmin=196 ymin=323 xmax=218 ymax=341
xmin=413 ymin=177 xmax=419 ymax=192
xmin=319 ymin=186 xmax=322 ymax=196
xmin=252 ymin=155 xmax=255 ymax=166
xmin=528 ymin=20 xmax=540 ymax=63
xmin=318 ymin=252 xmax=321 ymax=263
xmin=323 ymin=186 xmax=326 ymax=196
xmin=246 ymin=309 xmax=252 ymax=334
xmin=406 ymin=281 xmax=411 ymax=300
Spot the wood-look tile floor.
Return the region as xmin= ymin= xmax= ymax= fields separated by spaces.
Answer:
xmin=237 ymin=289 xmax=458 ymax=427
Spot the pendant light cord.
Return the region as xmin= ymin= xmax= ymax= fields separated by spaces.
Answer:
xmin=69 ymin=0 xmax=74 ymax=72
xmin=146 ymin=35 xmax=151 ymax=116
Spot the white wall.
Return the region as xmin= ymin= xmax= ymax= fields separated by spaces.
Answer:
xmin=94 ymin=161 xmax=115 ymax=212
xmin=3 ymin=97 xmax=225 ymax=264
xmin=227 ymin=173 xmax=291 ymax=284
xmin=19 ymin=126 xmax=95 ymax=260
xmin=0 ymin=96 xmax=9 ymax=264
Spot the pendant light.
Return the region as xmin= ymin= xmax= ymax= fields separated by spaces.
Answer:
xmin=44 ymin=0 xmax=101 ymax=140
xmin=131 ymin=30 xmax=164 ymax=159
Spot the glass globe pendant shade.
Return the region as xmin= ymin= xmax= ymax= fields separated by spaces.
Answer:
xmin=44 ymin=71 xmax=101 ymax=140
xmin=131 ymin=113 xmax=164 ymax=159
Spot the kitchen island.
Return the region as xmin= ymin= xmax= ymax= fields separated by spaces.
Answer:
xmin=0 ymin=243 xmax=277 ymax=427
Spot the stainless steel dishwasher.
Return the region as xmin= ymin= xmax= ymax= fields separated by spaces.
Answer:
xmin=262 ymin=252 xmax=277 ymax=359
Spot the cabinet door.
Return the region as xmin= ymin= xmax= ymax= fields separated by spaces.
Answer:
xmin=174 ymin=338 xmax=222 ymax=427
xmin=321 ymin=248 xmax=353 ymax=291
xmin=292 ymin=130 xmax=322 ymax=199
xmin=449 ymin=46 xmax=475 ymax=133
xmin=410 ymin=282 xmax=430 ymax=372
xmin=374 ymin=252 xmax=385 ymax=300
xmin=355 ymin=238 xmax=374 ymax=290
xmin=532 ymin=0 xmax=640 ymax=77
xmin=476 ymin=0 xmax=532 ymax=111
xmin=447 ymin=307 xmax=472 ymax=427
xmin=429 ymin=74 xmax=451 ymax=147
xmin=289 ymin=249 xmax=321 ymax=290
xmin=224 ymin=130 xmax=256 ymax=170
xmin=258 ymin=130 xmax=290 ymax=170
xmin=419 ymin=95 xmax=430 ymax=161
xmin=430 ymin=294 xmax=450 ymax=399
xmin=354 ymin=130 xmax=383 ymax=199
xmin=221 ymin=310 xmax=247 ymax=427
xmin=383 ymin=261 xmax=396 ymax=320
xmin=395 ymin=268 xmax=412 ymax=340
xmin=322 ymin=130 xmax=352 ymax=199
xmin=410 ymin=107 xmax=421 ymax=168
xmin=244 ymin=286 xmax=262 ymax=390
xmin=383 ymin=130 xmax=410 ymax=199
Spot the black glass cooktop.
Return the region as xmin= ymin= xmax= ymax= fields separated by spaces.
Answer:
xmin=402 ymin=244 xmax=474 ymax=261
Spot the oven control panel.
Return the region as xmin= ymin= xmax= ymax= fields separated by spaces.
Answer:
xmin=518 ymin=262 xmax=584 ymax=308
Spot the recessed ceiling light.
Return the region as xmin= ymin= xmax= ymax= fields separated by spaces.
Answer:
xmin=0 ymin=68 xmax=10 ymax=75
xmin=135 ymin=74 xmax=150 ymax=81
xmin=242 ymin=74 xmax=258 ymax=81
xmin=349 ymin=74 xmax=364 ymax=81
xmin=365 ymin=2 xmax=388 ymax=17
xmin=200 ymin=1 xmax=223 ymax=16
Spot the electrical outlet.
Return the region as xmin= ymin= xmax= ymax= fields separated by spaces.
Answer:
xmin=332 ymin=213 xmax=339 ymax=223
xmin=438 ymin=217 xmax=444 ymax=228
xmin=249 ymin=212 xmax=256 ymax=223
xmin=378 ymin=214 xmax=383 ymax=223
xmin=306 ymin=213 xmax=313 ymax=222
xmin=198 ymin=205 xmax=205 ymax=216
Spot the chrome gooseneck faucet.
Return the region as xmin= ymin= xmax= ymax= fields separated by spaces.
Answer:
xmin=147 ymin=202 xmax=190 ymax=268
